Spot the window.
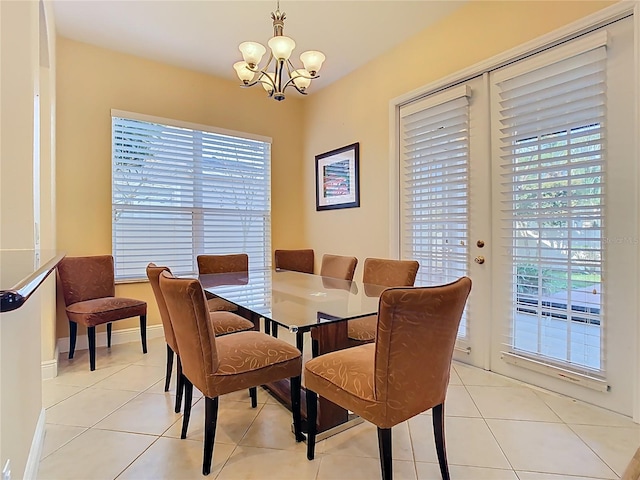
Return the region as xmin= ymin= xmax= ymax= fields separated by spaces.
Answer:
xmin=493 ymin=38 xmax=606 ymax=374
xmin=399 ymin=85 xmax=470 ymax=338
xmin=111 ymin=110 xmax=271 ymax=281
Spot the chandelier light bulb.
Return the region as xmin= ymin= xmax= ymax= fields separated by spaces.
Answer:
xmin=268 ymin=36 xmax=296 ymax=61
xmin=262 ymin=74 xmax=275 ymax=94
xmin=239 ymin=42 xmax=266 ymax=68
xmin=300 ymin=51 xmax=325 ymax=76
xmin=233 ymin=61 xmax=255 ymax=84
xmin=291 ymin=69 xmax=311 ymax=91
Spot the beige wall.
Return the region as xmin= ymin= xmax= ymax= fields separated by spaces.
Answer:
xmin=55 ymin=38 xmax=307 ymax=337
xmin=302 ymin=0 xmax=616 ymax=278
xmin=0 ymin=1 xmax=46 ymax=477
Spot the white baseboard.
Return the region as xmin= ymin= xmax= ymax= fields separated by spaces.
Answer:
xmin=41 ymin=345 xmax=59 ymax=380
xmin=24 ymin=408 xmax=46 ymax=480
xmin=57 ymin=324 xmax=164 ymax=354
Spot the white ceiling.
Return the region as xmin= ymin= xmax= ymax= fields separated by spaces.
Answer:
xmin=51 ymin=0 xmax=466 ymax=93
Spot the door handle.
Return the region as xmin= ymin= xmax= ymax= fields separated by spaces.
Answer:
xmin=474 ymin=256 xmax=485 ymax=264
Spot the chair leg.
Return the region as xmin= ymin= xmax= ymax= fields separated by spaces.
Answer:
xmin=165 ymin=344 xmax=174 ymax=392
xmin=140 ymin=315 xmax=147 ymax=354
xmin=249 ymin=387 xmax=257 ymax=408
xmin=107 ymin=323 xmax=112 ymax=348
xmin=181 ymin=375 xmax=193 ymax=439
xmin=68 ymin=321 xmax=77 ymax=359
xmin=432 ymin=403 xmax=450 ymax=480
xmin=290 ymin=375 xmax=304 ymax=442
xmin=88 ymin=326 xmax=96 ymax=371
xmin=377 ymin=427 xmax=392 ymax=480
xmin=264 ymin=318 xmax=271 ymax=335
xmin=175 ymin=356 xmax=184 ymax=413
xmin=202 ymin=397 xmax=219 ymax=476
xmin=306 ymin=389 xmax=317 ymax=460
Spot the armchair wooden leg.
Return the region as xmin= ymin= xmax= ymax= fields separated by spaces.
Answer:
xmin=181 ymin=374 xmax=193 ymax=439
xmin=165 ymin=344 xmax=174 ymax=392
xmin=306 ymin=389 xmax=318 ymax=460
xmin=175 ymin=357 xmax=184 ymax=413
xmin=377 ymin=427 xmax=392 ymax=480
xmin=68 ymin=321 xmax=77 ymax=359
xmin=290 ymin=375 xmax=304 ymax=442
xmin=107 ymin=323 xmax=112 ymax=348
xmin=249 ymin=387 xmax=257 ymax=408
xmin=202 ymin=397 xmax=219 ymax=476
xmin=88 ymin=326 xmax=96 ymax=371
xmin=432 ymin=403 xmax=450 ymax=480
xmin=140 ymin=315 xmax=147 ymax=354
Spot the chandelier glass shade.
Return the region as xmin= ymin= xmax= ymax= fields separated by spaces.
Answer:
xmin=233 ymin=2 xmax=325 ymax=101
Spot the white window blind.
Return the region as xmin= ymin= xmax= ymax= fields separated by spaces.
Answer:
xmin=112 ymin=112 xmax=271 ymax=281
xmin=399 ymin=86 xmax=470 ymax=336
xmin=494 ymin=40 xmax=606 ymax=375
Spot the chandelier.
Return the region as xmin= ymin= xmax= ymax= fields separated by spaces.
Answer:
xmin=233 ymin=1 xmax=325 ymax=101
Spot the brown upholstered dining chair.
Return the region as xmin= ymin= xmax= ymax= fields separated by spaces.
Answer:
xmin=57 ymin=255 xmax=147 ymax=371
xmin=197 ymin=254 xmax=248 ymax=313
xmin=146 ymin=263 xmax=254 ymax=412
xmin=310 ymin=253 xmax=359 ymax=357
xmin=274 ymin=248 xmax=315 ymax=274
xmin=159 ymin=271 xmax=303 ymax=475
xmin=319 ymin=253 xmax=358 ymax=281
xmin=347 ymin=257 xmax=419 ymax=345
xmin=305 ymin=277 xmax=472 ymax=480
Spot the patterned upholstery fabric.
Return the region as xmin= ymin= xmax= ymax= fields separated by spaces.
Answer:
xmin=274 ymin=249 xmax=315 ymax=274
xmin=197 ymin=254 xmax=248 ymax=274
xmin=158 ymin=271 xmax=302 ymax=399
xmin=306 ymin=277 xmax=472 ymax=429
xmin=209 ymin=311 xmax=253 ymax=336
xmin=206 ymin=297 xmax=238 ymax=313
xmin=58 ymin=255 xmax=147 ymax=327
xmin=65 ymin=297 xmax=147 ymax=327
xmin=197 ymin=254 xmax=249 ymax=312
xmin=319 ymin=254 xmax=358 ymax=281
xmin=347 ymin=257 xmax=420 ymax=342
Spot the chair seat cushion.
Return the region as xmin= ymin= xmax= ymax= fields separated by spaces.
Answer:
xmin=210 ymin=311 xmax=254 ymax=336
xmin=347 ymin=315 xmax=377 ymax=342
xmin=207 ymin=297 xmax=238 ymax=312
xmin=66 ymin=297 xmax=147 ymax=327
xmin=305 ymin=343 xmax=402 ymax=428
xmin=204 ymin=331 xmax=302 ymax=397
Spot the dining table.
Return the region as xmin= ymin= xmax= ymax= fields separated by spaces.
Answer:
xmin=199 ymin=267 xmax=385 ymax=440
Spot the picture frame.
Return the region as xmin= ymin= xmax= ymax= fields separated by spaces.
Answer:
xmin=315 ymin=142 xmax=360 ymax=211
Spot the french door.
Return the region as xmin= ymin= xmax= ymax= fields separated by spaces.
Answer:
xmin=398 ymin=15 xmax=636 ymax=415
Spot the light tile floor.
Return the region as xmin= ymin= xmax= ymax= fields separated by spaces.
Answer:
xmin=38 ymin=337 xmax=639 ymax=479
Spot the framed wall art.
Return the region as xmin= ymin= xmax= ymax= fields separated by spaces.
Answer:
xmin=315 ymin=142 xmax=360 ymax=211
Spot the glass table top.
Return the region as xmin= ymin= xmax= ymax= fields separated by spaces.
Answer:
xmin=199 ymin=269 xmax=385 ymax=332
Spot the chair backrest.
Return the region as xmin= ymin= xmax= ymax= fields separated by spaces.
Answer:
xmin=197 ymin=254 xmax=248 ymax=274
xmin=57 ymin=255 xmax=116 ymax=305
xmin=146 ymin=263 xmax=178 ymax=353
xmin=159 ymin=271 xmax=219 ymax=396
xmin=274 ymin=249 xmax=314 ymax=274
xmin=374 ymin=277 xmax=472 ymax=425
xmin=320 ymin=254 xmax=358 ymax=281
xmin=363 ymin=257 xmax=419 ymax=287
